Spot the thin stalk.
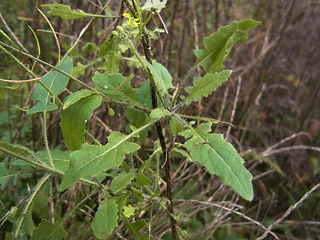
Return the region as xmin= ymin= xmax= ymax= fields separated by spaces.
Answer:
xmin=62 ymin=189 xmax=98 ymax=223
xmin=172 ymin=63 xmax=198 ymax=107
xmin=0 ymin=144 xmax=99 ymax=188
xmin=42 ymin=112 xmax=54 ymax=168
xmin=0 ymin=41 xmax=150 ymax=111
xmin=15 ymin=173 xmax=51 ymax=237
xmin=133 ymin=3 xmax=177 ymax=237
xmin=0 ymin=44 xmax=63 ymax=106
xmin=85 ymin=130 xmax=102 ymax=146
xmin=27 ymin=26 xmax=41 ymax=71
xmin=37 ymin=7 xmax=61 ymax=65
xmin=123 ymin=35 xmax=166 ymax=108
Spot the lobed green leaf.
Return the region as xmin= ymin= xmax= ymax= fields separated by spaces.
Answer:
xmin=41 ymin=4 xmax=114 ymax=19
xmin=179 ymin=123 xmax=253 ymax=200
xmin=185 ymin=70 xmax=232 ymax=104
xmin=30 ymin=218 xmax=66 ymax=240
xmin=63 ymin=89 xmax=95 ymax=110
xmin=59 ymin=132 xmax=140 ymax=191
xmin=91 ymin=198 xmax=118 ymax=239
xmin=194 ymin=19 xmax=260 ymax=73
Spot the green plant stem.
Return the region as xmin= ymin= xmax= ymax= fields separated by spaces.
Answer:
xmin=123 ymin=36 xmax=166 ymax=108
xmin=0 ymin=41 xmax=150 ymax=112
xmin=42 ymin=112 xmax=54 ymax=168
xmin=0 ymin=44 xmax=63 ymax=106
xmin=172 ymin=64 xmax=198 ymax=107
xmin=85 ymin=130 xmax=102 ymax=146
xmin=176 ymin=113 xmax=233 ymax=126
xmin=135 ymin=7 xmax=177 ymax=238
xmin=0 ymin=144 xmax=100 ymax=188
xmin=15 ymin=173 xmax=51 ymax=237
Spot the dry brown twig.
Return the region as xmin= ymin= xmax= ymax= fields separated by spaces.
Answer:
xmin=176 ymin=199 xmax=279 ymax=240
xmin=256 ymin=182 xmax=320 ymax=240
xmin=226 ymin=76 xmax=242 ymax=140
xmin=261 ymin=145 xmax=320 ymax=158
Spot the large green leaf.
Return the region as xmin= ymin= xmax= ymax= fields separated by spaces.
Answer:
xmin=30 ymin=218 xmax=66 ymax=240
xmin=93 ymin=72 xmax=140 ymax=106
xmin=185 ymin=70 xmax=232 ymax=104
xmin=60 ymin=92 xmax=102 ymax=150
xmin=41 ymin=4 xmax=114 ymax=19
xmin=91 ymin=198 xmax=118 ymax=239
xmin=27 ymin=57 xmax=72 ymax=114
xmin=59 ymin=119 xmax=160 ymax=191
xmin=179 ymin=123 xmax=253 ymax=200
xmin=194 ymin=19 xmax=260 ymax=73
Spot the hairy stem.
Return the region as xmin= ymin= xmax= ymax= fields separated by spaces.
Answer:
xmin=128 ymin=2 xmax=177 ymax=238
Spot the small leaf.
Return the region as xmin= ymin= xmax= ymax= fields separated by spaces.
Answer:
xmin=152 ymin=61 xmax=174 ymax=90
xmin=110 ymin=169 xmax=137 ymax=193
xmin=185 ymin=70 xmax=232 ymax=104
xmin=169 ymin=117 xmax=184 ymax=136
xmin=172 ymin=147 xmax=191 ymax=160
xmin=27 ymin=57 xmax=72 ymax=114
xmin=63 ymin=90 xmax=94 ymax=110
xmin=60 ymin=94 xmax=102 ymax=150
xmin=41 ymin=4 xmax=114 ymax=19
xmin=136 ymin=171 xmax=152 ymax=186
xmin=150 ymin=108 xmax=170 ymax=119
xmin=123 ymin=204 xmax=136 ymax=218
xmin=30 ymin=218 xmax=66 ymax=240
xmin=142 ymin=0 xmax=167 ymax=13
xmin=195 ymin=19 xmax=260 ymax=73
xmin=91 ymin=198 xmax=118 ymax=239
xmin=142 ymin=59 xmax=169 ymax=99
xmin=179 ymin=123 xmax=253 ymax=201
xmin=136 ymin=80 xmax=152 ymax=109
xmin=106 ymin=105 xmax=114 ymax=117
xmin=136 ymin=157 xmax=152 ymax=186
xmin=59 ymin=120 xmax=158 ymax=191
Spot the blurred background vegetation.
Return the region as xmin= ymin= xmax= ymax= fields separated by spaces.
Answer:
xmin=0 ymin=0 xmax=319 ymax=239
